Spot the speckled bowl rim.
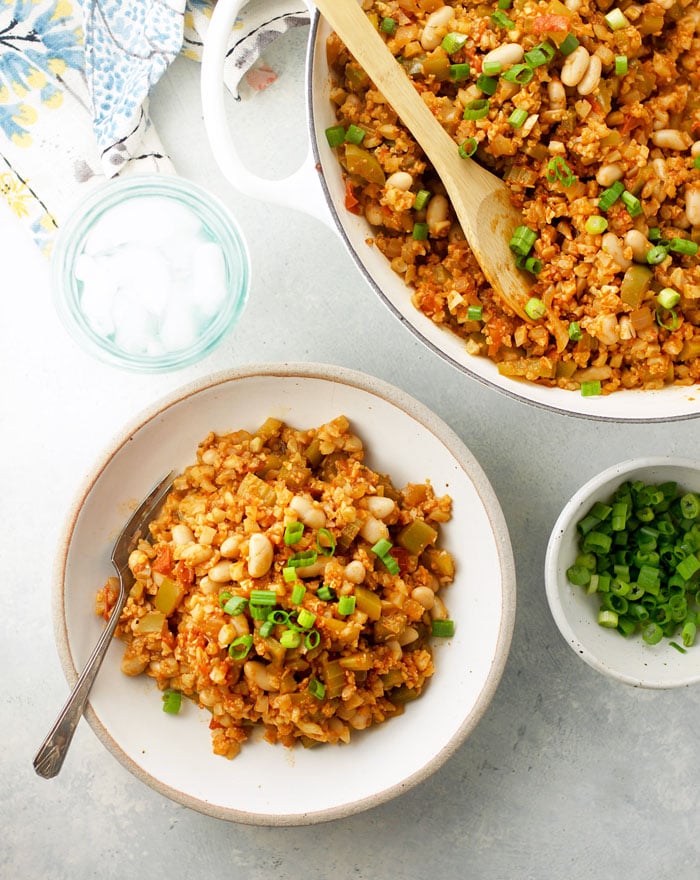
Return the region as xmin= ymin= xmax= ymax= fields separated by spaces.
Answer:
xmin=52 ymin=362 xmax=517 ymax=824
xmin=545 ymin=457 xmax=700 ymax=689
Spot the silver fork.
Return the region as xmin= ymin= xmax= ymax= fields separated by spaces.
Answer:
xmin=33 ymin=471 xmax=176 ymax=779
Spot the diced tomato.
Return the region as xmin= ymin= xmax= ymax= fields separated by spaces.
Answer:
xmin=532 ymin=14 xmax=570 ymax=32
xmin=152 ymin=545 xmax=173 ymax=575
xmin=391 ymin=546 xmax=411 ymax=574
xmin=344 ymin=179 xmax=361 ymax=214
xmin=174 ymin=560 xmax=195 ymax=585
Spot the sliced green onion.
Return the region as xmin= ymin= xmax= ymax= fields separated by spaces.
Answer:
xmin=308 ymin=677 xmax=325 ymax=699
xmin=296 ymin=608 xmax=316 ymax=629
xmin=449 ymin=62 xmax=471 ymax=81
xmin=581 ymin=380 xmax=602 ymax=397
xmin=412 ymin=221 xmax=429 ymax=240
xmin=305 ymin=629 xmax=321 ymax=651
xmin=344 ymin=124 xmax=366 ymax=145
xmin=598 ymin=609 xmax=619 ymax=628
xmin=680 ymin=493 xmax=700 ymax=519
xmin=290 ymin=582 xmax=306 ymax=604
xmin=642 ymin=622 xmax=663 ymax=645
xmin=218 ymin=591 xmax=233 ymax=608
xmin=498 ymin=0 xmax=513 ymax=7
xmin=259 ymin=619 xmax=274 ymax=638
xmin=269 ymin=609 xmax=290 ymax=625
xmin=558 ymin=33 xmax=580 ymax=55
xmin=509 ymin=224 xmax=537 ymax=256
xmin=371 ymin=538 xmax=393 ymax=557
xmin=228 ymin=634 xmax=254 ymax=660
xmin=282 ymin=566 xmax=297 ymax=582
xmin=524 ymin=297 xmax=546 ymax=319
xmin=337 ymin=595 xmax=356 ymax=616
xmin=605 ymin=8 xmax=630 ymax=30
xmin=223 ymin=596 xmax=248 ymax=616
xmin=669 ymin=237 xmax=699 ymax=256
xmin=501 ymin=63 xmax=534 ymax=84
xmin=463 ymin=98 xmax=490 ymax=120
xmin=380 ymin=16 xmax=397 ymax=35
xmin=414 ymin=189 xmax=431 ymax=210
xmin=284 ymin=521 xmax=304 ymax=545
xmin=620 ymin=190 xmax=643 ymax=217
xmin=249 ymin=589 xmax=277 ymax=606
xmin=525 ymin=42 xmax=556 ymax=67
xmin=316 ymin=528 xmax=336 ymax=556
xmin=441 ymin=32 xmax=467 ymax=54
xmin=656 ymin=309 xmax=679 ymax=331
xmin=508 ymin=108 xmax=528 ymax=128
xmin=287 ymin=549 xmax=318 ymax=568
xmin=381 ymin=553 xmax=400 ymax=575
xmin=657 ymin=287 xmax=680 ymax=309
xmin=317 ymin=584 xmax=336 ymax=602
xmin=431 ymin=619 xmax=455 ymax=638
xmin=546 ymin=156 xmax=576 ymax=187
xmin=459 ymin=137 xmax=478 ymax=159
xmin=694 ymin=155 xmax=700 ymax=170
xmin=476 ymin=73 xmax=498 ymax=95
xmin=682 ymin=620 xmax=697 ymax=647
xmin=491 ymin=10 xmax=515 ymax=28
xmin=598 ymin=180 xmax=624 ymax=211
xmin=568 ymin=321 xmax=582 ymax=341
xmin=614 ymin=55 xmax=628 ymax=75
xmin=585 ymin=215 xmax=608 ymax=234
xmin=280 ymin=629 xmax=301 ymax=649
xmin=646 ymin=245 xmax=668 ymax=265
xmin=523 ymin=256 xmax=543 ymax=275
xmin=648 ymin=227 xmax=662 ymax=241
xmin=249 ymin=603 xmax=270 ymax=621
xmin=162 ymin=689 xmax=182 ymax=714
xmin=325 ymin=125 xmax=346 ymax=148
xmin=467 ymin=304 xmax=483 ymax=321
xmin=483 ymin=60 xmax=502 ymax=76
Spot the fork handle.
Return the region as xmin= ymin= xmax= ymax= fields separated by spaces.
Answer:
xmin=33 ymin=594 xmax=126 ymax=778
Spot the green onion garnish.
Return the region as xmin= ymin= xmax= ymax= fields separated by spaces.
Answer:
xmin=441 ymin=32 xmax=467 ymax=54
xmin=598 ymin=180 xmax=624 ymax=211
xmin=558 ymin=33 xmax=579 ymax=55
xmin=509 ymin=224 xmax=537 ymax=256
xmin=524 ymin=297 xmax=546 ymax=320
xmin=483 ymin=60 xmax=502 ymax=76
xmin=284 ymin=521 xmax=304 ymax=545
xmin=525 ymin=42 xmax=555 ymax=68
xmin=458 ymin=137 xmax=478 ymax=159
xmin=317 ymin=584 xmax=336 ymax=602
xmin=605 ymin=8 xmax=630 ymax=30
xmin=508 ymin=108 xmax=528 ymax=128
xmin=620 ymin=190 xmax=643 ymax=217
xmin=449 ymin=62 xmax=471 ymax=81
xmin=223 ymin=595 xmax=248 ymax=616
xmin=344 ymin=124 xmax=366 ymax=145
xmin=269 ymin=608 xmax=290 ymax=625
xmin=491 ymin=9 xmax=515 ymax=28
xmin=581 ymin=380 xmax=602 ymax=396
xmin=546 ymin=156 xmax=576 ymax=187
xmin=249 ymin=603 xmax=270 ymax=620
xmin=381 ymin=554 xmax=400 ymax=575
xmin=614 ymin=55 xmax=628 ymax=75
xmin=282 ymin=566 xmax=297 ymax=582
xmin=412 ymin=222 xmax=429 ymax=240
xmin=647 ymin=227 xmax=662 ymax=241
xmin=287 ymin=549 xmax=318 ymax=568
xmin=463 ymin=98 xmax=490 ymax=120
xmin=501 ymin=64 xmax=534 ymax=84
xmin=657 ymin=287 xmax=680 ymax=309
xmin=290 ymin=583 xmax=306 ymax=604
xmin=305 ymin=629 xmax=321 ymax=651
xmin=585 ymin=215 xmax=608 ymax=235
xmin=218 ymin=591 xmax=232 ymax=608
xmin=476 ymin=73 xmax=498 ymax=95
xmin=249 ymin=589 xmax=277 ymax=606
xmin=296 ymin=608 xmax=316 ymax=629
xmin=228 ymin=634 xmax=254 ymax=660
xmin=380 ymin=16 xmax=397 ymax=35
xmin=431 ymin=619 xmax=455 ymax=638
xmin=371 ymin=538 xmax=393 ymax=557
xmin=414 ymin=189 xmax=431 ymax=210
xmin=259 ymin=619 xmax=274 ymax=638
xmin=280 ymin=630 xmax=301 ymax=649
xmin=669 ymin=237 xmax=699 ymax=256
xmin=162 ymin=689 xmax=182 ymax=714
xmin=316 ymin=528 xmax=336 ymax=556
xmin=646 ymin=245 xmax=668 ymax=265
xmin=497 ymin=0 xmax=513 ymax=7
xmin=337 ymin=595 xmax=356 ymax=616
xmin=656 ymin=309 xmax=679 ymax=331
xmin=694 ymin=155 xmax=700 ymax=170
xmin=308 ymin=678 xmax=325 ymax=699
xmin=325 ymin=125 xmax=345 ymax=148
xmin=523 ymin=256 xmax=543 ymax=275
xmin=568 ymin=321 xmax=582 ymax=341
xmin=467 ymin=304 xmax=483 ymax=321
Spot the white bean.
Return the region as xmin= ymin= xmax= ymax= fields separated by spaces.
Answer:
xmin=420 ymin=6 xmax=453 ymax=50
xmin=596 ymin=163 xmax=623 ymax=187
xmin=483 ymin=43 xmax=524 ymax=70
xmin=426 ymin=194 xmax=449 ymax=234
xmin=547 ymin=78 xmax=566 ymax=110
xmin=366 ymin=495 xmax=396 ymax=520
xmin=651 ymin=129 xmax=692 ymax=150
xmin=289 ymin=495 xmax=326 ymax=530
xmin=208 ymin=561 xmax=233 ymax=583
xmin=179 ymin=543 xmax=213 ymax=567
xmin=411 ymin=586 xmax=435 ymax=610
xmin=601 ymin=232 xmax=632 ymax=270
xmin=686 ymin=184 xmax=700 ymax=226
xmin=624 ymin=229 xmax=651 ymax=263
xmin=430 ymin=595 xmax=449 ymax=621
xmin=243 ymin=661 xmax=277 ymax=691
xmin=344 ymin=560 xmax=366 ymax=584
xmin=577 ymin=55 xmax=602 ymax=96
xmin=397 ymin=626 xmax=420 ymax=646
xmin=220 ymin=534 xmax=242 ymax=558
xmin=386 ymin=171 xmax=413 ymax=191
xmin=561 ymin=46 xmax=590 ymax=87
xmin=171 ymin=523 xmax=194 ymax=545
xmin=360 ymin=515 xmax=389 ymax=545
xmin=247 ymin=532 xmax=273 ymax=578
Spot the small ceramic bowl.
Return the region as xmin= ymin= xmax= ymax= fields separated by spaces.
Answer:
xmin=545 ymin=458 xmax=700 ymax=689
xmin=51 ymin=174 xmax=250 ymax=372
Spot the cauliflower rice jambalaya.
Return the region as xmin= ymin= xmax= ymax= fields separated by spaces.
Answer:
xmin=97 ymin=416 xmax=455 ymax=759
xmin=326 ymin=0 xmax=700 ymax=393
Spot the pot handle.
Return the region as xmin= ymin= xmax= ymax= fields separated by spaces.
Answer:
xmin=201 ymin=0 xmax=333 ymax=229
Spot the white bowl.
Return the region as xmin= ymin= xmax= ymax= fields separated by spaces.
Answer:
xmin=53 ymin=363 xmax=516 ymax=824
xmin=545 ymin=458 xmax=700 ymax=688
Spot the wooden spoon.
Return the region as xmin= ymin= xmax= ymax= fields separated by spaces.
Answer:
xmin=314 ymin=0 xmax=533 ymax=321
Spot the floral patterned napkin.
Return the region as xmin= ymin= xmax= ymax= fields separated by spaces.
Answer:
xmin=0 ymin=0 xmax=308 ymax=254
